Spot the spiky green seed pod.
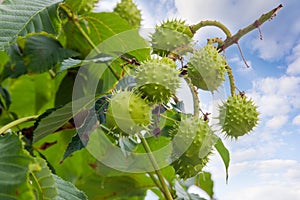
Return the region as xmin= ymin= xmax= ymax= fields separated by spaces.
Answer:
xmin=218 ymin=94 xmax=259 ymax=139
xmin=151 ymin=19 xmax=194 ymax=56
xmin=65 ymin=0 xmax=98 ymax=14
xmin=106 ymin=91 xmax=151 ymax=135
xmin=113 ymin=0 xmax=142 ymax=28
xmin=188 ymin=45 xmax=227 ymax=91
xmin=134 ymin=58 xmax=180 ymax=104
xmin=171 ymin=115 xmax=215 ymax=179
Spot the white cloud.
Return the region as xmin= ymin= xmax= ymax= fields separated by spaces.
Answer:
xmin=94 ymin=0 xmax=118 ymax=12
xmin=287 ymin=57 xmax=300 ymax=75
xmin=287 ymin=43 xmax=300 ymax=76
xmin=249 ymin=75 xmax=300 ymax=119
xmin=226 ymin=159 xmax=300 ymax=199
xmin=174 ymin=0 xmax=282 ymax=30
xmin=292 ymin=115 xmax=300 ymax=126
xmin=226 ymin=184 xmax=300 ymax=200
xmin=207 ymin=158 xmax=300 ymax=199
xmin=228 ymin=55 xmax=253 ymax=74
xmin=265 ymin=115 xmax=289 ymax=129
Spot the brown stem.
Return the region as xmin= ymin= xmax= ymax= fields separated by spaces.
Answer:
xmin=220 ymin=4 xmax=283 ymax=50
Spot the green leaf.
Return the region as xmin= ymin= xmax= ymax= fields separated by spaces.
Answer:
xmin=62 ymin=134 xmax=85 ymax=161
xmin=33 ymin=96 xmax=95 ymax=143
xmin=33 ymin=129 xmax=95 ymax=183
xmin=214 ymin=138 xmax=230 ymax=182
xmin=62 ymin=96 xmax=109 ymax=160
xmin=30 ymin=158 xmax=58 ymax=199
xmin=175 ymin=181 xmax=206 ymax=200
xmin=194 ymin=172 xmax=214 ymax=198
xmin=0 ymin=44 xmax=27 ymax=80
xmin=55 ymin=71 xmax=86 ymax=107
xmin=95 ymin=161 xmax=130 ymax=177
xmin=0 ymin=50 xmax=9 ymax=69
xmin=4 ymin=73 xmax=56 ymax=117
xmin=0 ymin=133 xmax=35 ymax=199
xmin=0 ymin=0 xmax=62 ymax=50
xmin=135 ymin=136 xmax=173 ymax=167
xmin=54 ymin=175 xmax=88 ymax=200
xmin=58 ymin=55 xmax=113 ymax=74
xmin=18 ymin=33 xmax=78 ymax=73
xmin=63 ymin=12 xmax=142 ymax=57
xmin=77 ymin=174 xmax=154 ymax=199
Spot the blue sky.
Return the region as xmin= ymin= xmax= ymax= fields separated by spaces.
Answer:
xmin=96 ymin=1 xmax=300 ymax=199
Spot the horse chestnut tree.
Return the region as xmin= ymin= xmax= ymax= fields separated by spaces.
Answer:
xmin=0 ymin=0 xmax=282 ymax=199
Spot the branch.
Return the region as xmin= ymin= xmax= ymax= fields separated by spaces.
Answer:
xmin=220 ymin=4 xmax=283 ymax=50
xmin=190 ymin=20 xmax=232 ymax=38
xmin=0 ymin=115 xmax=39 ymax=134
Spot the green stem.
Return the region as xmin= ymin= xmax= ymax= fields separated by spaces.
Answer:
xmin=220 ymin=4 xmax=283 ymax=50
xmin=190 ymin=20 xmax=232 ymax=38
xmin=185 ymin=77 xmax=200 ymax=117
xmin=148 ymin=172 xmax=165 ymax=194
xmin=225 ymin=64 xmax=236 ymax=96
xmin=0 ymin=115 xmax=39 ymax=134
xmin=140 ymin=136 xmax=173 ymax=200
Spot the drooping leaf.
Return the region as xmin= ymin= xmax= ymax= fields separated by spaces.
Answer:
xmin=53 ymin=174 xmax=88 ymax=200
xmin=33 ymin=95 xmax=96 ymax=143
xmin=0 ymin=133 xmax=35 ymax=199
xmin=30 ymin=158 xmax=58 ymax=199
xmin=214 ymin=138 xmax=230 ymax=182
xmin=194 ymin=171 xmax=214 ymax=198
xmin=18 ymin=33 xmax=78 ymax=73
xmin=0 ymin=0 xmax=62 ymax=50
xmin=62 ymin=134 xmax=84 ymax=161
